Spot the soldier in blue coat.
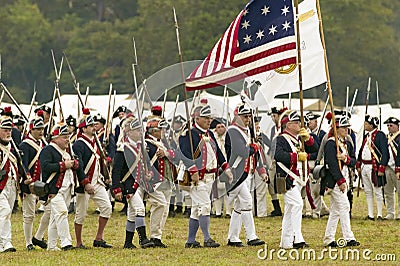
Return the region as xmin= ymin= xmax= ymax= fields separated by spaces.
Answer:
xmin=356 ymin=115 xmax=389 ymax=220
xmin=224 ymin=103 xmax=266 ymax=247
xmin=112 ymin=117 xmax=154 ymax=249
xmin=179 ymin=103 xmax=232 ymax=248
xmin=40 ymin=123 xmax=78 ymax=251
xmin=72 ymin=109 xmax=112 ymax=248
xmin=320 ymin=115 xmax=359 ymax=247
xmin=19 ymin=112 xmax=47 ymax=251
xmin=274 ymin=110 xmax=318 ymax=249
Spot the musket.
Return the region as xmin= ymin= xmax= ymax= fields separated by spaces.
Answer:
xmin=376 ymin=80 xmax=385 ymax=205
xmin=64 ymin=52 xmax=111 ymax=183
xmin=357 ymin=76 xmax=371 ymax=197
xmin=0 ymin=82 xmax=29 ymax=122
xmin=47 ymin=50 xmax=64 ymax=141
xmin=0 ymin=91 xmax=4 ymax=106
xmin=173 ymin=7 xmax=195 ymax=162
xmin=21 ymin=88 xmax=37 ymax=140
xmin=162 ymin=88 xmax=168 ymax=118
xmin=11 ymin=138 xmax=28 ymax=184
xmin=104 ymin=83 xmax=113 ymax=146
xmin=131 ymin=37 xmax=148 ymax=174
xmin=376 ymin=81 xmax=381 ymax=130
xmin=167 ymin=94 xmax=180 ymax=146
xmin=316 ymin=94 xmax=329 ymax=136
xmin=346 ymin=86 xmax=349 ymax=112
xmin=84 ymin=86 xmax=90 ymax=106
xmin=349 ymin=89 xmax=358 ymax=114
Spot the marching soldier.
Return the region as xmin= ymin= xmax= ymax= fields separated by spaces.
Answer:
xmin=111 ymin=117 xmax=154 ymax=249
xmin=210 ymin=117 xmax=231 ymax=218
xmin=19 ymin=111 xmax=48 ymax=251
xmin=274 ymin=110 xmax=318 ymax=249
xmin=34 ymin=105 xmax=53 ymax=139
xmin=266 ymin=107 xmax=286 ymax=217
xmin=66 ymin=114 xmax=77 ymax=214
xmin=94 ymin=113 xmax=116 ymax=159
xmin=356 ymin=115 xmax=389 ymax=220
xmin=225 ymin=103 xmax=266 ymax=247
xmin=113 ymin=105 xmax=131 ymax=148
xmin=383 ymin=117 xmax=400 ymax=219
xmin=39 ymin=123 xmax=77 ymax=251
xmin=167 ymin=114 xmax=186 ymax=216
xmin=142 ymin=118 xmax=178 ymax=247
xmin=72 ymin=109 xmax=112 ymax=248
xmin=179 ymin=103 xmax=233 ymax=248
xmin=0 ymin=107 xmax=20 ymax=252
xmin=320 ymin=115 xmax=359 ymax=247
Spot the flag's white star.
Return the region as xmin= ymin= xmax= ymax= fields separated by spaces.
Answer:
xmin=261 ymin=5 xmax=270 ymax=16
xmin=281 ymin=5 xmax=290 ymax=16
xmin=256 ymin=30 xmax=264 ymax=39
xmin=243 ymin=9 xmax=249 ymax=16
xmin=241 ymin=20 xmax=250 ymax=29
xmin=282 ymin=21 xmax=291 ymax=31
xmin=243 ymin=34 xmax=252 ymax=44
xmin=269 ymin=25 xmax=277 ymax=35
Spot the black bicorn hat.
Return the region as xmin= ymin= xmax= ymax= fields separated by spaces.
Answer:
xmin=210 ymin=117 xmax=228 ymax=129
xmin=113 ymin=106 xmax=128 ymax=119
xmin=383 ymin=117 xmax=400 ymax=125
xmin=93 ymin=113 xmax=106 ymax=125
xmin=66 ymin=115 xmax=77 ymax=127
xmin=34 ymin=104 xmax=53 ymax=116
xmin=365 ymin=114 xmax=379 ymax=127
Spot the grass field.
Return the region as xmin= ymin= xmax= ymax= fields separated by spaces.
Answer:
xmin=2 ymin=190 xmax=399 ymax=265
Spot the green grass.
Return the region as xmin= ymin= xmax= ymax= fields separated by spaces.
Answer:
xmin=2 ymin=191 xmax=399 ymax=265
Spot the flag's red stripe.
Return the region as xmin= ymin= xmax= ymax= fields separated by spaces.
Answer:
xmin=231 ymin=42 xmax=297 ymax=67
xmin=186 ymin=57 xmax=296 ymax=91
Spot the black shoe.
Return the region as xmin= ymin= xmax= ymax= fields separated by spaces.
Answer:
xmin=168 ymin=210 xmax=176 ymax=218
xmin=293 ymin=242 xmax=309 ymax=249
xmin=32 ymin=237 xmax=48 ymax=249
xmin=365 ymin=215 xmax=375 ymax=221
xmin=346 ymin=240 xmax=360 ymax=247
xmin=227 ymin=240 xmax=244 ymax=247
xmin=123 ymin=242 xmax=137 ymax=249
xmin=225 ymin=214 xmax=231 ymax=218
xmin=215 ymin=214 xmax=222 ymax=218
xmin=76 ymin=244 xmax=87 ymax=249
xmin=326 ymin=241 xmax=338 ymax=247
xmin=204 ymin=238 xmax=220 ymax=248
xmin=61 ymin=245 xmax=75 ymax=251
xmin=377 ymin=216 xmax=384 ymax=221
xmin=26 ymin=244 xmax=35 ymax=251
xmin=185 ymin=241 xmax=202 ymax=248
xmin=268 ymin=210 xmax=282 ymax=217
xmin=140 ymin=238 xmax=155 ymax=249
xmin=94 ymin=209 xmax=100 ymax=215
xmin=175 ymin=206 xmax=183 ymax=214
xmin=151 ymin=238 xmax=167 ymax=248
xmin=3 ymin=247 xmax=16 ymax=252
xmin=93 ymin=239 xmax=112 ymax=248
xmin=247 ymin=238 xmax=265 ymax=246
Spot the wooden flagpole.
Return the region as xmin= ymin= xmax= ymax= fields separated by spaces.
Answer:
xmin=316 ymin=0 xmax=341 ymax=167
xmin=294 ymin=0 xmax=307 ymax=181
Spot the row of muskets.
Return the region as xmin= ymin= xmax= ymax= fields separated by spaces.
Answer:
xmin=0 ymin=5 xmax=383 ymax=193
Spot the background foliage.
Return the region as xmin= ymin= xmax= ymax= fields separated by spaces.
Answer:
xmin=0 ymin=0 xmax=398 ymax=105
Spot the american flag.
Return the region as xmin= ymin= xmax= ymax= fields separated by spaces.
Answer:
xmin=186 ymin=0 xmax=297 ymax=91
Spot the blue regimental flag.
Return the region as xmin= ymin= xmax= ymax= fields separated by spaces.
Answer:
xmin=186 ymin=0 xmax=297 ymax=91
